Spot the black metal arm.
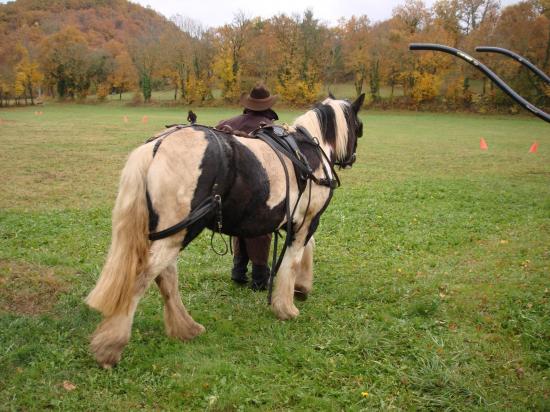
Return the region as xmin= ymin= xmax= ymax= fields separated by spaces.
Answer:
xmin=476 ymin=46 xmax=550 ymax=84
xmin=409 ymin=43 xmax=550 ymax=123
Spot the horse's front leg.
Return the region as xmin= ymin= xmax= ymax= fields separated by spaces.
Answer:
xmin=294 ymin=237 xmax=314 ymax=300
xmin=271 ymin=234 xmax=307 ymax=320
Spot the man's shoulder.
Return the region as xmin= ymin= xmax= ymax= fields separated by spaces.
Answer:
xmin=216 ymin=114 xmax=246 ymax=128
xmin=217 ymin=112 xmax=276 ymax=134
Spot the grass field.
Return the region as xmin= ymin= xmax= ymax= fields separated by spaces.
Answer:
xmin=0 ymin=102 xmax=549 ymax=410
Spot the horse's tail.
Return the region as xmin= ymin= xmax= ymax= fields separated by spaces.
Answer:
xmin=86 ymin=143 xmax=153 ymax=317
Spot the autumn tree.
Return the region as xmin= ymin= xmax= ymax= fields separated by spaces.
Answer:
xmin=109 ymin=51 xmax=138 ymax=99
xmin=40 ymin=26 xmax=96 ymax=99
xmin=393 ymin=0 xmax=431 ymax=34
xmin=486 ymin=1 xmax=550 ymax=106
xmin=213 ymin=12 xmax=252 ymax=102
xmin=433 ymin=0 xmax=462 ymax=46
xmin=242 ymin=18 xmax=278 ymax=85
xmin=340 ymin=16 xmax=371 ymax=97
xmin=129 ymin=31 xmax=162 ymax=102
xmin=169 ymin=15 xmax=214 ymax=103
xmin=298 ymin=10 xmax=329 ymax=98
xmin=14 ymin=44 xmax=44 ymax=104
xmin=269 ymin=11 xmax=328 ymax=105
xmin=457 ymin=0 xmax=500 ymax=34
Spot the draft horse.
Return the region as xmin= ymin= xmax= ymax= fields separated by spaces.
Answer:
xmin=86 ymin=94 xmax=365 ymax=368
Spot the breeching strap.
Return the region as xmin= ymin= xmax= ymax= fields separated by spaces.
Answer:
xmin=147 ymin=125 xmax=226 ymax=244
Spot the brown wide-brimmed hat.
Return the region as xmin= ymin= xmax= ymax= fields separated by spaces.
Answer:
xmin=240 ymin=84 xmax=278 ymax=111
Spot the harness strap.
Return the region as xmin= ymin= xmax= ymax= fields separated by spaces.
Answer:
xmin=295 ymin=126 xmax=341 ymax=189
xmin=253 ymin=125 xmax=342 ymax=304
xmin=149 ymin=196 xmax=216 ymax=241
xmin=147 ymin=125 xmax=228 ymax=243
xmin=255 ymin=132 xmax=311 ymax=179
xmin=257 ymin=135 xmax=295 ymax=304
xmin=267 ymin=230 xmax=282 ymax=304
xmin=254 ymin=128 xmax=337 ymax=189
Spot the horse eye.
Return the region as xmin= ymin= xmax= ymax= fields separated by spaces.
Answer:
xmin=356 ymin=123 xmax=363 ymax=138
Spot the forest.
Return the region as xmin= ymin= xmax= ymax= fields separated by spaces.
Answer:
xmin=0 ymin=0 xmax=549 ymax=111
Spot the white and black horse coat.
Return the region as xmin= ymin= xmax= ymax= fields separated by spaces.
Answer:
xmin=86 ymin=94 xmax=365 ymax=368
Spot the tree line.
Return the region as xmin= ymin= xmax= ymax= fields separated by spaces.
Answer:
xmin=0 ymin=0 xmax=549 ymax=111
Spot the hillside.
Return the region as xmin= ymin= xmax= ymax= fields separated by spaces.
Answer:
xmin=0 ymin=0 xmax=178 ymax=48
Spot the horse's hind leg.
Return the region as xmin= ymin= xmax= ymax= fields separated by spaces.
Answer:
xmin=90 ymin=294 xmax=141 ymax=369
xmin=91 ymin=239 xmax=181 ymax=368
xmin=294 ymin=237 xmax=315 ymax=300
xmin=155 ymin=262 xmax=205 ymax=341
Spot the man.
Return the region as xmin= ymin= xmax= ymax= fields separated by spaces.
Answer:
xmin=216 ymin=84 xmax=278 ymax=291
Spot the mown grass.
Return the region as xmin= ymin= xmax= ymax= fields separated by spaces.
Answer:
xmin=0 ymin=102 xmax=549 ymax=411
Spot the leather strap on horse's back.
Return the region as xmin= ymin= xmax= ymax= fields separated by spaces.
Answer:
xmin=146 ymin=125 xmax=228 ymax=242
xmin=253 ymin=125 xmax=339 ymax=189
xmin=148 ymin=196 xmax=216 ymax=241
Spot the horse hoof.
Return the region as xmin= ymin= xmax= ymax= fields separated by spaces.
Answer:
xmin=272 ymin=301 xmax=300 ymax=320
xmin=90 ymin=326 xmax=128 ymax=369
xmin=294 ymin=289 xmax=308 ymax=301
xmin=190 ymin=322 xmax=206 ymax=338
xmin=91 ymin=341 xmax=122 ymax=369
xmin=169 ymin=321 xmax=205 ymax=342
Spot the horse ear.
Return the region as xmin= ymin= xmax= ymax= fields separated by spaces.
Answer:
xmin=328 ymin=91 xmax=336 ymax=99
xmin=352 ymin=93 xmax=365 ymax=113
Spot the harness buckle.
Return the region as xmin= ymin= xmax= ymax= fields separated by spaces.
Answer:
xmin=213 ymin=194 xmax=222 ymax=232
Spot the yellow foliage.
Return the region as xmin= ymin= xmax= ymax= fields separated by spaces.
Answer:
xmin=213 ymin=52 xmax=241 ymax=102
xmin=96 ymin=83 xmax=110 ymax=101
xmin=109 ymin=52 xmax=138 ymax=93
xmin=411 ymin=71 xmax=441 ymax=103
xmin=275 ymin=65 xmax=321 ymax=106
xmin=15 ymin=71 xmax=26 ymax=96
xmin=14 ymin=44 xmax=44 ymax=99
xmin=445 ymin=76 xmax=464 ymax=105
xmin=186 ymin=74 xmax=211 ymax=103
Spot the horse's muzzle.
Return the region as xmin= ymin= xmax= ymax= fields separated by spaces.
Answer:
xmin=338 ymin=153 xmax=356 ymax=169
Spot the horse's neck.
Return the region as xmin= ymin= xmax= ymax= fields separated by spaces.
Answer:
xmin=292 ymin=114 xmax=334 ymax=161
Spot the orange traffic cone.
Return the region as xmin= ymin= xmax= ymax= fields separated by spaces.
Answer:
xmin=123 ymin=115 xmax=128 ymax=123
xmin=529 ymin=141 xmax=538 ymax=153
xmin=142 ymin=115 xmax=148 ymax=124
xmin=480 ymin=138 xmax=488 ymax=150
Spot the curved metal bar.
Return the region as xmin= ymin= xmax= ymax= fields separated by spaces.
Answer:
xmin=409 ymin=43 xmax=550 ymax=123
xmin=476 ymin=46 xmax=550 ymax=84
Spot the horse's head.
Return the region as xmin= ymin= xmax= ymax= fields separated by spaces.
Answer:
xmin=293 ymin=93 xmax=365 ymax=167
xmin=322 ymin=93 xmax=365 ymax=168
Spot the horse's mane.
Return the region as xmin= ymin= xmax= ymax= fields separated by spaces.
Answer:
xmin=293 ymin=98 xmax=350 ymax=161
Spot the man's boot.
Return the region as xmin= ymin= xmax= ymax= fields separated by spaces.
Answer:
xmin=231 ymin=255 xmax=248 ymax=285
xmin=250 ymin=264 xmax=269 ymax=291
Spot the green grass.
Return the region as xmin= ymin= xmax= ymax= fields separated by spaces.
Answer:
xmin=0 ymin=102 xmax=549 ymax=410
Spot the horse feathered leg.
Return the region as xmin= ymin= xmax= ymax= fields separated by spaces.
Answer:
xmin=155 ymin=262 xmax=205 ymax=341
xmin=294 ymin=237 xmax=315 ymax=298
xmin=90 ymin=239 xmax=181 ymax=368
xmin=90 ymin=296 xmax=139 ymax=369
xmin=271 ymin=238 xmax=307 ymax=320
